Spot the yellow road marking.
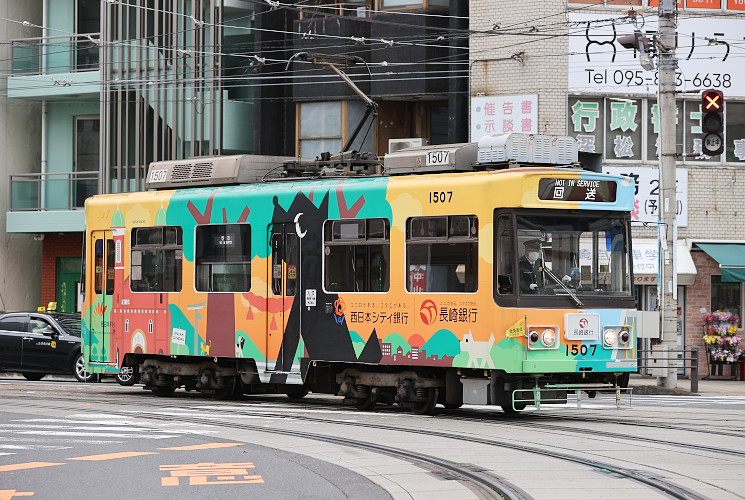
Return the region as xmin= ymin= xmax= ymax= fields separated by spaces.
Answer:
xmin=160 ymin=462 xmax=263 ymax=486
xmin=68 ymin=452 xmax=158 ymax=461
xmin=159 ymin=443 xmax=244 ymax=451
xmin=0 ymin=490 xmax=35 ymax=500
xmin=0 ymin=463 xmax=64 ymax=472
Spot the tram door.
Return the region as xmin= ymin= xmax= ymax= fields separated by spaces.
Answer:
xmin=88 ymin=231 xmax=114 ymax=362
xmin=266 ymin=223 xmax=299 ymax=371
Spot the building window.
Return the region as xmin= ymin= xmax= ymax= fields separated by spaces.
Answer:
xmin=298 ymin=101 xmax=374 ymax=158
xmin=195 ymin=224 xmax=252 ymax=292
xmin=406 ymin=215 xmax=478 ymax=293
xmin=711 ymin=275 xmax=742 ymax=327
xmin=324 ymin=218 xmax=390 ymax=292
xmin=130 ymin=226 xmax=183 ymax=292
xmin=379 ymin=0 xmax=448 ymax=8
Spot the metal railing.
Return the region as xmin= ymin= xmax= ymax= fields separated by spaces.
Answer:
xmin=297 ymin=3 xmax=371 ymax=19
xmin=11 ymin=33 xmax=100 ymax=75
xmin=9 ymin=171 xmax=99 ymax=211
xmin=636 ymin=346 xmax=700 ymax=393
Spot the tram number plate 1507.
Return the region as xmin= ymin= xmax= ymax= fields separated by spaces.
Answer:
xmin=426 ymin=150 xmax=450 ymax=166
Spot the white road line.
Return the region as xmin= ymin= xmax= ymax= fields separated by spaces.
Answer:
xmin=0 ymin=430 xmax=179 ymax=439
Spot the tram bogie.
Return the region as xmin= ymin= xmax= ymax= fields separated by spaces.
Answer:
xmin=82 ymin=133 xmax=638 ymax=413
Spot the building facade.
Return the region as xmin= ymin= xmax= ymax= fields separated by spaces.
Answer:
xmin=0 ymin=2 xmax=44 ymax=311
xmin=4 ymin=0 xmax=467 ymax=312
xmin=470 ymin=0 xmax=745 ymax=377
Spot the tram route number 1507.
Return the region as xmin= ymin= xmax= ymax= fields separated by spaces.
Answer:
xmin=429 ymin=191 xmax=453 ymax=203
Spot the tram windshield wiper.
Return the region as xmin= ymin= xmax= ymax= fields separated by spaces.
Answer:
xmin=543 ymin=267 xmax=584 ymax=307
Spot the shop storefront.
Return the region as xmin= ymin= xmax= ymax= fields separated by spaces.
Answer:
xmin=689 ymin=242 xmax=745 ymax=379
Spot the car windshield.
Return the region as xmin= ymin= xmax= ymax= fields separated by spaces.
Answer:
xmin=53 ymin=314 xmax=82 ymax=337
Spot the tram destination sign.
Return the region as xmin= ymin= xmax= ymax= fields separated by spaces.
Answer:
xmin=538 ymin=178 xmax=617 ymax=202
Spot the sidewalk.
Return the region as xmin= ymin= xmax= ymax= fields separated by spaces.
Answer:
xmin=629 ymin=373 xmax=745 ymax=396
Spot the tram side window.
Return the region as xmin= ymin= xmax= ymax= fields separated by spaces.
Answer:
xmin=130 ymin=226 xmax=183 ymax=292
xmin=406 ymin=215 xmax=478 ymax=293
xmin=94 ymin=238 xmax=115 ymax=295
xmin=324 ymin=218 xmax=390 ymax=292
xmin=195 ymin=224 xmax=251 ymax=292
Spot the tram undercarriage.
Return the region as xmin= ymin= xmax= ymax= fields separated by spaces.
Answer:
xmin=127 ymin=354 xmax=629 ymax=414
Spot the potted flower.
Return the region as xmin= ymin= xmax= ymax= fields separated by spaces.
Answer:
xmin=704 ymin=311 xmax=739 ymax=335
xmin=703 ymin=312 xmax=741 ymax=373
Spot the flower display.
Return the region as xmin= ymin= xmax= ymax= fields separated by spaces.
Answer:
xmin=703 ymin=311 xmax=741 ymax=364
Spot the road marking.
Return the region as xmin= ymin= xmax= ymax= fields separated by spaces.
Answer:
xmin=0 ymin=490 xmax=35 ymax=500
xmin=0 ymin=462 xmax=65 ymax=472
xmin=0 ymin=431 xmax=178 ymax=439
xmin=159 ymin=443 xmax=244 ymax=451
xmin=160 ymin=462 xmax=264 ymax=486
xmin=68 ymin=451 xmax=158 ymax=461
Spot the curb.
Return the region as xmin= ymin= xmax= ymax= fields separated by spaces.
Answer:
xmin=630 ymin=385 xmax=697 ymax=396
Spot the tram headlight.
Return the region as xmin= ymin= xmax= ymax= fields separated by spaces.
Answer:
xmin=541 ymin=328 xmax=556 ymax=347
xmin=529 ymin=330 xmax=540 ymax=344
xmin=603 ymin=328 xmax=618 ymax=346
xmin=619 ymin=329 xmax=631 ymax=344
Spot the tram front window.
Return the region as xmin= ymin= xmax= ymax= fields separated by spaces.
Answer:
xmin=513 ymin=214 xmax=632 ymax=297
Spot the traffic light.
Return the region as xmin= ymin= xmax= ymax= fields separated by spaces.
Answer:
xmin=617 ymin=30 xmax=654 ymax=71
xmin=701 ymin=89 xmax=724 ymax=156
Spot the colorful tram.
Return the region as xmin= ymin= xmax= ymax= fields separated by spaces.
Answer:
xmin=82 ymin=134 xmax=638 ymax=413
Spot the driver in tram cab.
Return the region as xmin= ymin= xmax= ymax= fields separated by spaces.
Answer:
xmin=518 ymin=239 xmax=544 ymax=293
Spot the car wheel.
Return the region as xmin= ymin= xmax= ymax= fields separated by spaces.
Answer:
xmin=73 ymin=353 xmax=98 ymax=383
xmin=22 ymin=372 xmax=45 ymax=381
xmin=115 ymin=365 xmax=138 ymax=386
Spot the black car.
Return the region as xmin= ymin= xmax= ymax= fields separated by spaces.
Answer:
xmin=0 ymin=311 xmax=96 ymax=382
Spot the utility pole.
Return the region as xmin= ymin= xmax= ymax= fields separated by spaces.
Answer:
xmin=657 ymin=0 xmax=678 ymax=389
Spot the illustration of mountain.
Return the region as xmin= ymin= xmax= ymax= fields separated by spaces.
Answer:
xmin=421 ymin=329 xmax=461 ymax=358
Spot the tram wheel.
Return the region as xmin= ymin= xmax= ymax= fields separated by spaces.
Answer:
xmin=411 ymin=387 xmax=438 ymax=415
xmin=500 ymin=402 xmax=527 ymax=415
xmin=211 ymin=377 xmax=237 ymax=400
xmin=355 ymin=394 xmax=377 ymax=411
xmin=285 ymin=387 xmax=309 ymax=399
xmin=151 ymin=377 xmax=178 ymax=397
xmin=442 ymin=402 xmax=463 ymax=409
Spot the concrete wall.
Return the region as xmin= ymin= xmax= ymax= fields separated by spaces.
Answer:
xmin=0 ymin=0 xmax=43 ymax=310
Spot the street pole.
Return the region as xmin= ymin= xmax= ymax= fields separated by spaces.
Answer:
xmin=657 ymin=0 xmax=678 ymax=389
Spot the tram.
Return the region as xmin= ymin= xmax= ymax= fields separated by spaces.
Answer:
xmin=82 ymin=133 xmax=638 ymax=413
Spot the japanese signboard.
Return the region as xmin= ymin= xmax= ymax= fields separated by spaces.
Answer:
xmin=568 ymin=97 xmax=745 ymax=163
xmin=470 ymin=94 xmax=538 ymax=140
xmin=538 ymin=178 xmax=617 ymax=202
xmin=604 ymin=166 xmax=688 ymax=226
xmin=568 ymin=14 xmax=745 ymax=97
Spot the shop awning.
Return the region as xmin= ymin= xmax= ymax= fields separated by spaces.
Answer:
xmin=696 ymin=243 xmax=745 ymax=282
xmin=632 ymin=239 xmax=697 ymax=286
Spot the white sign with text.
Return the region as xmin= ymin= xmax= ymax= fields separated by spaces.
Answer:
xmin=568 ymin=14 xmax=745 ymax=97
xmin=604 ymin=166 xmax=688 ymax=226
xmin=470 ymin=94 xmax=538 ymax=141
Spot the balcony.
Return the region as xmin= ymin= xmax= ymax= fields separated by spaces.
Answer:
xmin=11 ymin=33 xmax=100 ymax=75
xmin=8 ymin=34 xmax=101 ymax=100
xmin=6 ymin=171 xmax=98 ymax=233
xmin=9 ymin=171 xmax=99 ymax=212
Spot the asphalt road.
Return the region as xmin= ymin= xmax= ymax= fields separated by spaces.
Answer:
xmin=2 ymin=375 xmax=745 ymax=500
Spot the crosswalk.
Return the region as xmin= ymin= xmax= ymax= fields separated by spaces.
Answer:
xmin=0 ymin=414 xmax=219 ymax=458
